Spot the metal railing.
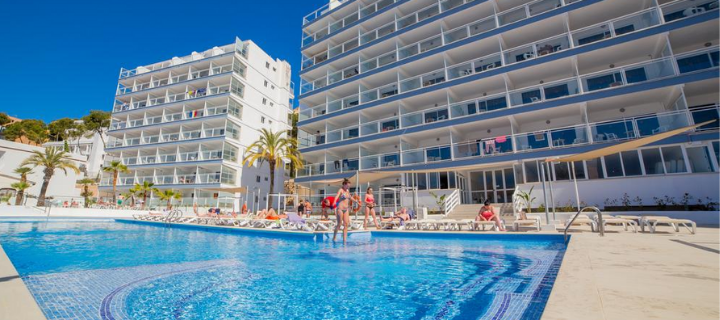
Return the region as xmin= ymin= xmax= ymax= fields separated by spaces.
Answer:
xmin=564 ymin=206 xmax=604 ymax=243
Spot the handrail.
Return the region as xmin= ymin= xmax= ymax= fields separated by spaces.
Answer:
xmin=564 ymin=206 xmax=604 ymax=243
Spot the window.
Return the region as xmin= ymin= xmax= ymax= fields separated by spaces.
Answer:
xmin=439 ymin=172 xmax=449 ymax=189
xmin=269 ymin=120 xmax=273 ymax=125
xmin=470 ymin=172 xmax=484 ymax=190
xmin=262 ymin=98 xmax=267 ymax=105
xmin=264 ymin=80 xmax=268 ymax=87
xmin=265 ymin=177 xmax=268 ymax=181
xmin=261 ymin=116 xmax=266 ymax=123
xmin=271 ymin=85 xmax=275 ymax=90
xmin=270 ymin=102 xmax=274 ymax=107
xmin=256 ymin=175 xmax=261 ymax=182
xmin=514 ymin=164 xmax=524 ymax=184
xmin=265 ymin=62 xmax=270 ymax=69
xmin=524 ymin=161 xmax=539 ymax=183
xmin=686 ymin=146 xmax=714 ymax=173
xmin=604 ymin=153 xmax=624 ymax=177
xmin=554 ymin=162 xmax=570 ymax=180
xmin=272 ymin=67 xmax=276 ymax=72
xmin=417 ymin=174 xmax=427 ymax=190
xmin=428 ymin=172 xmax=439 ymax=189
xmin=713 ymin=141 xmax=720 ymax=165
xmin=621 ymin=151 xmax=642 ymax=176
xmin=504 ymin=168 xmax=514 ymax=188
xmin=661 ymin=146 xmax=687 ymax=173
xmin=641 ymin=148 xmax=664 ymax=175
xmin=586 ymin=159 xmax=604 ymax=179
xmin=572 ymin=161 xmax=585 ymax=179
xmin=449 ymin=172 xmax=456 ymax=188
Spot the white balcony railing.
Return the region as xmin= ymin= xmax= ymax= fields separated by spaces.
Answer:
xmin=300 ymin=6 xmax=664 ymax=95
xmin=297 ymin=106 xmax=719 ymax=177
xmin=298 ymin=46 xmax=719 ymax=148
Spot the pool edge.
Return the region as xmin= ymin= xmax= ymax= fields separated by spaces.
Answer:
xmin=0 ymin=244 xmax=47 ymax=320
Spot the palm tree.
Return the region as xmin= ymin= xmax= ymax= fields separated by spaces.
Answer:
xmin=13 ymin=167 xmax=33 ymax=205
xmin=121 ymin=184 xmax=141 ymax=207
xmin=77 ymin=178 xmax=96 ymax=208
xmin=103 ymin=161 xmax=129 ymax=205
xmin=157 ymin=189 xmax=182 ymax=210
xmin=11 ymin=181 xmax=30 ymax=205
xmin=134 ymin=181 xmax=159 ymax=209
xmin=243 ymin=129 xmax=304 ymax=201
xmin=21 ymin=147 xmax=79 ymax=207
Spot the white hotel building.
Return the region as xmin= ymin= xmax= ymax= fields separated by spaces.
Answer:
xmin=100 ymin=38 xmax=294 ymax=209
xmin=296 ymin=0 xmax=720 ymax=212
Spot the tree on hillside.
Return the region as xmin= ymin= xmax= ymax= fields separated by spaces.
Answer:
xmin=82 ymin=110 xmax=111 ymax=148
xmin=48 ymin=118 xmax=77 ymax=142
xmin=21 ymin=147 xmax=79 ymax=206
xmin=67 ymin=122 xmax=86 ymax=149
xmin=0 ymin=112 xmax=10 ymax=127
xmin=3 ymin=120 xmax=48 ymax=145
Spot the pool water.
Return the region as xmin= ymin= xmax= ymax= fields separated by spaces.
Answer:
xmin=0 ymin=219 xmax=567 ymax=320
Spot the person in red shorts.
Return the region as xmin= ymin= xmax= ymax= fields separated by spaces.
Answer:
xmin=321 ymin=196 xmax=335 ymax=220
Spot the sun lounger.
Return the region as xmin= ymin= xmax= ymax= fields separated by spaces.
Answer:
xmin=471 ymin=220 xmax=498 ymax=231
xmin=641 ymin=216 xmax=696 ymax=234
xmin=404 ymin=219 xmax=432 ymax=230
xmin=286 ymin=213 xmax=314 ymax=232
xmin=306 ymin=219 xmax=335 ymax=231
xmin=564 ymin=214 xmax=597 ymax=232
xmin=600 ymin=215 xmax=638 ymax=233
xmin=513 ymin=216 xmax=541 ymax=231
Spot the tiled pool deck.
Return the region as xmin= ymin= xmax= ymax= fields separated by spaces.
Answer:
xmin=0 ymin=219 xmax=718 ymax=320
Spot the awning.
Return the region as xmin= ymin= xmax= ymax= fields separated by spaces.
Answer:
xmin=381 ymin=160 xmax=517 ymax=174
xmin=546 ymin=120 xmax=714 ymax=163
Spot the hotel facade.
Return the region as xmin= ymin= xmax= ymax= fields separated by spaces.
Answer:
xmin=100 ymin=38 xmax=294 ymax=210
xmin=296 ymin=0 xmax=720 ymax=212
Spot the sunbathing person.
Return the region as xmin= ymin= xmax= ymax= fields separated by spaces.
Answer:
xmin=381 ymin=208 xmax=411 ymax=223
xmin=477 ymin=200 xmax=505 ymax=231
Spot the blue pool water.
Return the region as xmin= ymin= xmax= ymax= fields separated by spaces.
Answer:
xmin=0 ymin=219 xmax=566 ymax=320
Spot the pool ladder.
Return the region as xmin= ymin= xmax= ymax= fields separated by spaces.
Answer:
xmin=564 ymin=206 xmax=604 ymax=243
xmin=163 ymin=209 xmax=184 ymax=225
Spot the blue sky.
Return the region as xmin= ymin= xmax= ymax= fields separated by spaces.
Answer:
xmin=0 ymin=0 xmax=328 ymax=122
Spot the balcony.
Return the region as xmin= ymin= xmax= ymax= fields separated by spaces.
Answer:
xmin=116 ymin=62 xmax=239 ymax=96
xmin=113 ymin=83 xmax=233 ymax=113
xmin=296 ymin=106 xmax=719 ymax=177
xmin=106 ymin=126 xmax=229 ymax=149
xmin=110 ymin=105 xmax=232 ymax=131
xmin=298 ymin=43 xmax=719 ymax=129
xmin=299 ymin=5 xmax=666 ymax=96
xmin=119 ymin=41 xmax=248 ymax=79
xmin=300 ymin=0 xmax=584 ymax=71
xmin=120 ymin=150 xmax=225 ymax=166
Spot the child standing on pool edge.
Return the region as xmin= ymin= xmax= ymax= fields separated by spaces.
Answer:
xmin=332 ymin=178 xmax=359 ymax=243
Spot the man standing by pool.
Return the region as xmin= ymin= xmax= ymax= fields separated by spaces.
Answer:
xmin=321 ymin=195 xmax=335 ymax=220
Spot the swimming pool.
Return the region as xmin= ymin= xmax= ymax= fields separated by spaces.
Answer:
xmin=0 ymin=219 xmax=566 ymax=320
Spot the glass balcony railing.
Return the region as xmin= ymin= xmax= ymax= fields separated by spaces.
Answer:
xmin=116 ymin=63 xmax=233 ymax=96
xmin=300 ymin=47 xmax=719 ymax=146
xmin=299 ymin=4 xmax=670 ymax=95
xmin=119 ymin=42 xmax=246 ymax=79
xmin=301 ymin=0 xmax=482 ymax=68
xmin=297 ymin=108 xmax=716 ymax=177
xmin=300 ymin=0 xmax=587 ymax=71
xmin=661 ymin=0 xmax=718 ymax=23
xmin=113 ymin=84 xmax=230 ymax=113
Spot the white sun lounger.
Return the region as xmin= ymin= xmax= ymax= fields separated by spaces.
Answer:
xmin=513 ymin=216 xmax=541 ymax=231
xmin=640 ymin=216 xmax=696 ymax=234
xmin=599 ymin=216 xmax=638 ymax=233
xmin=564 ymin=214 xmax=597 ymax=232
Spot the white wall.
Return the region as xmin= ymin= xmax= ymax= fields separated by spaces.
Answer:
xmin=0 ymin=140 xmax=89 ymax=205
xmin=517 ymin=172 xmax=720 ymax=209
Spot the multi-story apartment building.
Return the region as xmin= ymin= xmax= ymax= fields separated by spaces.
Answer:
xmin=296 ymin=0 xmax=720 ymax=212
xmin=101 ymin=38 xmax=294 ymax=210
